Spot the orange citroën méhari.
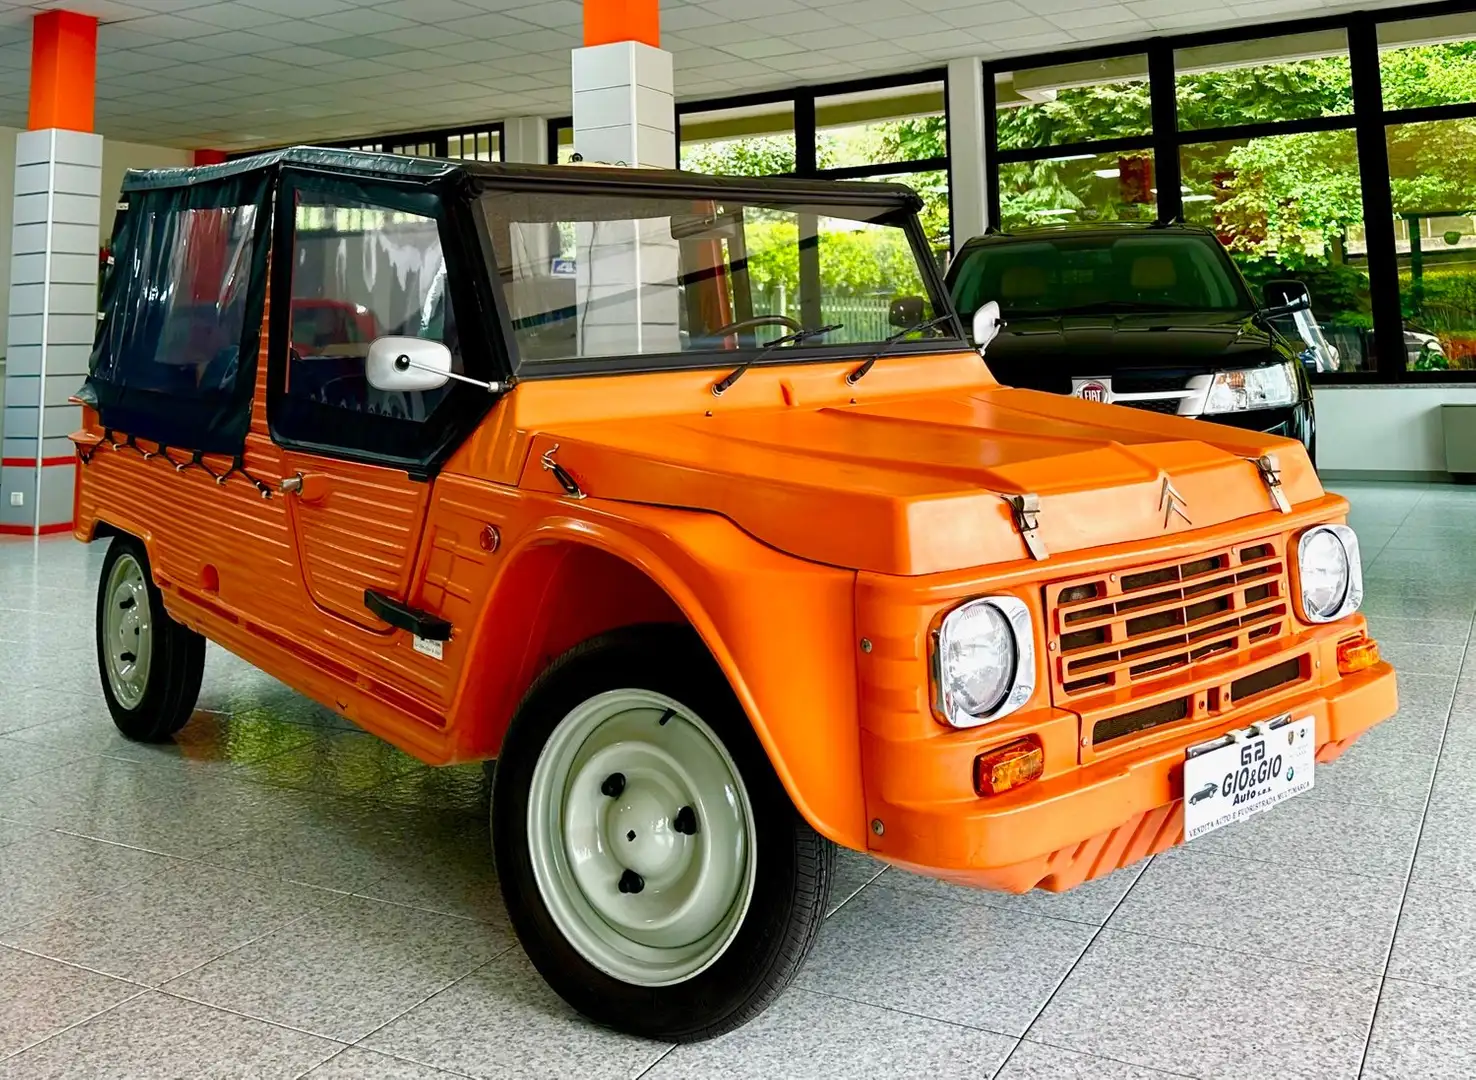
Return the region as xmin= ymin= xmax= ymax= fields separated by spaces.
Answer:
xmin=73 ymin=148 xmax=1396 ymax=1040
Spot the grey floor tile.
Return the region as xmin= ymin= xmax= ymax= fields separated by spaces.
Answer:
xmin=352 ymin=813 xmax=506 ymax=924
xmin=1362 ymin=591 xmax=1476 ymax=623
xmin=1027 ymin=930 xmax=1379 ymax=1078
xmin=0 ymin=945 xmax=141 ymax=1059
xmin=1306 ymin=742 xmax=1437 ymax=814
xmin=645 ymin=987 xmax=1016 ymax=1079
xmin=365 ymin=763 xmax=490 ymax=814
xmin=239 ymin=730 xmax=425 ymax=796
xmin=826 ymin=846 xmax=887 ymax=916
xmin=0 ymin=737 xmax=96 ymax=784
xmin=794 ymin=884 xmax=1095 ymax=1035
xmin=1361 ymin=978 xmax=1476 ymax=1080
xmin=2 ymin=860 xmax=331 ymax=985
xmin=879 ymin=864 xmax=1145 ymax=927
xmin=363 ymin=949 xmax=669 ymax=1079
xmin=0 ymin=688 xmax=97 ymax=736
xmin=1106 ymin=847 xmax=1403 ymax=974
xmin=997 ymin=1041 xmax=1187 ymax=1079
xmin=164 ymin=893 xmax=514 ymax=1042
xmin=1355 ymin=674 xmax=1456 ymax=757
xmin=0 ymin=830 xmax=184 ymax=936
xmin=208 ymin=796 xmax=485 ymax=897
xmin=0 ymin=816 xmax=37 ymax=849
xmin=1184 ymin=783 xmax=1422 ymax=880
xmin=1387 ymin=882 xmax=1476 ymax=992
xmin=1365 ymin=614 xmax=1474 ymax=646
xmin=0 ymin=991 xmax=342 ymax=1080
xmin=1377 ymin=639 xmax=1468 ymax=677
xmin=304 ymin=1048 xmax=473 ymax=1079
xmin=1411 ymin=796 xmax=1476 ymax=893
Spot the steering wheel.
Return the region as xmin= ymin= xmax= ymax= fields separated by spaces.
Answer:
xmin=314 ymin=374 xmax=416 ymax=421
xmin=709 ymin=314 xmax=802 ymax=337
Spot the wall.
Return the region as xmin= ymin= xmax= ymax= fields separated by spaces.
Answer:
xmin=0 ymin=131 xmax=190 ymax=357
xmin=1315 ymin=385 xmax=1476 ymax=477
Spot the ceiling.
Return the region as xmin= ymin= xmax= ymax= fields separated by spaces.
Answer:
xmin=0 ymin=0 xmax=1435 ymax=149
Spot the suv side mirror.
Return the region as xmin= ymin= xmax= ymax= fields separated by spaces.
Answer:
xmin=973 ymin=300 xmax=1003 ymax=352
xmin=889 ymin=295 xmax=925 ymax=327
xmin=1263 ymin=279 xmax=1310 ymax=309
xmin=367 ymin=336 xmax=452 ymax=393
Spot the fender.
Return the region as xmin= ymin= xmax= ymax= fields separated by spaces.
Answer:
xmin=443 ymin=492 xmax=869 ymax=852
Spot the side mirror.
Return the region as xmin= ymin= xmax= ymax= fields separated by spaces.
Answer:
xmin=366 ymin=336 xmax=452 ymax=393
xmin=889 ymin=295 xmax=926 ymax=327
xmin=1263 ymin=279 xmax=1310 ymax=309
xmin=973 ymin=300 xmax=1003 ymax=352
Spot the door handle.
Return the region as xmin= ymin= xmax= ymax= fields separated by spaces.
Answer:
xmin=364 ymin=589 xmax=452 ymax=641
xmin=279 ymin=472 xmax=328 ymax=503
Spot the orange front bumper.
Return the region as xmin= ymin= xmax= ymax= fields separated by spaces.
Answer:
xmin=867 ymin=660 xmax=1397 ymax=894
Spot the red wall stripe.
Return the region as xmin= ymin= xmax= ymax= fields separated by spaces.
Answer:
xmin=1 ymin=455 xmax=76 ymax=468
xmin=0 ymin=521 xmax=74 ymax=537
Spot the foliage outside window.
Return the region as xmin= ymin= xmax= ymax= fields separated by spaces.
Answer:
xmin=999 ymin=151 xmax=1156 ymax=230
xmin=1174 ymin=32 xmax=1353 ymax=130
xmin=994 ymin=58 xmax=1152 ymax=151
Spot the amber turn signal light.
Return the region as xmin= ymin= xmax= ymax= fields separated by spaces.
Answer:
xmin=1337 ymin=636 xmax=1381 ymax=675
xmin=974 ymin=738 xmax=1045 ymax=796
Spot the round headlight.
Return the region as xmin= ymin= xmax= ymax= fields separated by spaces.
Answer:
xmin=934 ymin=597 xmax=1035 ymax=727
xmin=1298 ymin=525 xmax=1362 ymax=622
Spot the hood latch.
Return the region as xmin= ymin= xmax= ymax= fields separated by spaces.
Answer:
xmin=1005 ymin=493 xmax=1048 ymax=560
xmin=1251 ymin=454 xmax=1291 ymax=514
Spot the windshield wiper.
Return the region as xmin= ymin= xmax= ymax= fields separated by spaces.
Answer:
xmin=845 ymin=313 xmax=959 ymax=385
xmin=711 ymin=323 xmax=843 ymax=396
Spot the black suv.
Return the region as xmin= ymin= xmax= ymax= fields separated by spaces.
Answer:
xmin=946 ymin=222 xmax=1316 ymax=458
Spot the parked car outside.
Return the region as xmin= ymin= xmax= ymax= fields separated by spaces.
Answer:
xmin=946 ymin=222 xmax=1318 ymax=459
xmin=75 ymin=150 xmax=1395 ymax=1041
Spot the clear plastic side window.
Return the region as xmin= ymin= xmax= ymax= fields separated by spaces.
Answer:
xmin=286 ymin=196 xmax=461 ymax=424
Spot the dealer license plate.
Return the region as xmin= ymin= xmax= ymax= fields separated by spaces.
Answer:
xmin=1183 ymin=714 xmax=1316 ymax=842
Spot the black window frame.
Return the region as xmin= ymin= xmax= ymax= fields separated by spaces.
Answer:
xmin=266 ymin=165 xmax=510 ymax=480
xmin=981 ymin=0 xmax=1476 ymax=386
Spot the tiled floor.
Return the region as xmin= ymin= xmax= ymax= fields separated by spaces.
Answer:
xmin=0 ymin=480 xmax=1472 ymax=1079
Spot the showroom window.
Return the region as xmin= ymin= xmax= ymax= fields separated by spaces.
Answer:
xmin=980 ymin=11 xmax=1476 ymax=383
xmin=676 ymin=74 xmax=952 ymax=260
xmin=320 ymin=124 xmax=505 ymax=163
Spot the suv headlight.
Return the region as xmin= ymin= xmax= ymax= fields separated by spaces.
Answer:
xmin=933 ymin=596 xmax=1035 ymax=727
xmin=1296 ymin=525 xmax=1363 ymax=622
xmin=1202 ymin=362 xmax=1299 ymax=414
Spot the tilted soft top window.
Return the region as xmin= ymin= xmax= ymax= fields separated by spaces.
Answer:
xmin=84 ymin=169 xmax=272 ymax=455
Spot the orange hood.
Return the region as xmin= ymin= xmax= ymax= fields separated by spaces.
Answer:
xmin=512 ymin=359 xmax=1322 ymax=577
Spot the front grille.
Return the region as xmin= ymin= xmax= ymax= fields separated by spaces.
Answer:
xmin=1093 ymin=697 xmax=1190 ymax=745
xmin=1230 ymin=657 xmax=1304 ymax=703
xmin=1046 ymin=538 xmax=1291 ymax=701
xmin=1121 ymin=398 xmax=1185 ymax=415
xmin=1113 ymin=373 xmax=1194 ymax=394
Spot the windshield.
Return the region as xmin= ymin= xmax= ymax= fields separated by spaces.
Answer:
xmin=950 ymin=232 xmax=1253 ymax=319
xmin=479 ymin=188 xmax=953 ymax=369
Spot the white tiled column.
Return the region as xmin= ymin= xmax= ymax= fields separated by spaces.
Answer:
xmin=947 ymin=56 xmax=989 ymax=256
xmin=570 ymin=40 xmax=680 ymax=355
xmin=502 ymin=116 xmax=549 ymax=165
xmin=0 ymin=127 xmax=102 ymax=534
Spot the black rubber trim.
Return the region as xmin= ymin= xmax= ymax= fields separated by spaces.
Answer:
xmin=363 ymin=589 xmax=452 ymax=641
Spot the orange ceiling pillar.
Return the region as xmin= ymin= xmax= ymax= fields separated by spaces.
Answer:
xmin=28 ymin=10 xmax=97 ymax=132
xmin=583 ymin=0 xmax=659 ymax=48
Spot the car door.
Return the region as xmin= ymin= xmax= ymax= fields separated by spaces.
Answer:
xmin=267 ymin=171 xmax=484 ymax=643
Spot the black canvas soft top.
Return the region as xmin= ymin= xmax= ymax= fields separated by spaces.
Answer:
xmin=120 ymin=145 xmax=924 ymax=211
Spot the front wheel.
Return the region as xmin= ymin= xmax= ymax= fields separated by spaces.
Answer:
xmin=492 ymin=626 xmax=832 ymax=1041
xmin=95 ymin=534 xmax=205 ymax=742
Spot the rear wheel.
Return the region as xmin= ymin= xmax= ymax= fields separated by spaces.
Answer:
xmin=95 ymin=535 xmax=205 ymax=742
xmin=492 ymin=626 xmax=832 ymax=1041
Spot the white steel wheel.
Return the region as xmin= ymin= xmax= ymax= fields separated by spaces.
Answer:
xmin=526 ymin=688 xmax=757 ymax=988
xmin=101 ymin=552 xmax=153 ymax=710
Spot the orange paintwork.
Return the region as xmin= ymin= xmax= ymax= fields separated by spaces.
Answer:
xmin=583 ymin=0 xmax=660 ymax=48
xmin=28 ymin=10 xmax=96 ymax=133
xmin=74 ymin=288 xmax=1398 ymax=888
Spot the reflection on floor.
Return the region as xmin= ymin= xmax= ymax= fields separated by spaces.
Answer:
xmin=0 ymin=480 xmax=1472 ymax=1078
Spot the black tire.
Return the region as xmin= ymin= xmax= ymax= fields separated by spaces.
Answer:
xmin=492 ymin=625 xmax=833 ymax=1042
xmin=95 ymin=534 xmax=205 ymax=743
